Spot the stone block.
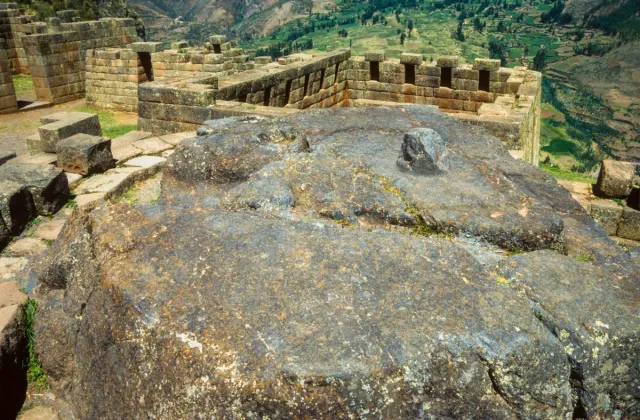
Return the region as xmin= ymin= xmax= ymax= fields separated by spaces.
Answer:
xmin=364 ymin=50 xmax=385 ymax=62
xmin=596 ymin=160 xmax=636 ymax=198
xmin=400 ymin=53 xmax=422 ymax=66
xmin=171 ymin=41 xmax=189 ymax=50
xmin=5 ymin=237 xmax=47 ymax=256
xmin=0 ymin=180 xmax=36 ymax=235
xmin=209 ymin=35 xmax=227 ymax=45
xmin=130 ymin=42 xmax=164 ymax=53
xmin=437 ymin=56 xmax=459 ymax=68
xmin=38 ymin=112 xmax=102 ymax=153
xmin=56 ymin=133 xmax=114 ymax=175
xmin=590 ymin=200 xmax=623 ymax=236
xmin=255 ymin=56 xmax=272 ymax=65
xmin=618 ymin=207 xmax=640 ymax=241
xmin=473 ymin=58 xmax=501 ymax=71
xmin=0 ymin=162 xmax=69 ymax=215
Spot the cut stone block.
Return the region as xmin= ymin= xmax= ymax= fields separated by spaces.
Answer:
xmin=56 ymin=134 xmax=114 ymax=175
xmin=6 ymin=237 xmax=48 ymax=257
xmin=0 ymin=281 xmax=28 ymax=418
xmin=0 ymin=152 xmax=16 ymax=166
xmin=26 ymin=134 xmax=45 ymax=155
xmin=0 ymin=162 xmax=70 ymax=216
xmin=0 ymin=257 xmax=27 ymax=281
xmin=75 ymin=192 xmax=105 ymax=208
xmin=34 ymin=218 xmax=66 ymax=242
xmin=590 ymin=200 xmax=623 ymax=236
xmin=0 ymin=180 xmax=37 ymax=235
xmin=364 ymin=51 xmax=386 ymax=62
xmin=74 ymin=172 xmax=129 ymax=195
xmin=400 ymin=53 xmax=422 ymax=65
xmin=38 ymin=112 xmax=102 ymax=153
xmin=123 ymin=156 xmax=166 ymax=168
xmin=617 ymin=207 xmax=640 ymax=241
xmin=473 ymin=58 xmax=501 ymax=71
xmin=437 ymin=56 xmax=459 ymax=68
xmin=130 ymin=42 xmax=164 ymax=53
xmin=110 ymin=131 xmax=150 ymax=163
xmin=209 ymin=35 xmax=227 ymax=44
xmin=172 ymin=41 xmax=189 ymax=50
xmin=596 ymin=159 xmax=636 ymax=198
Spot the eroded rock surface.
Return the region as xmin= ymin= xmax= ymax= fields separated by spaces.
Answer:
xmin=32 ymin=107 xmax=640 ymax=419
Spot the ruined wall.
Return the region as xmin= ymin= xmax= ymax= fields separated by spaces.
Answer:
xmin=138 ymin=49 xmax=351 ymax=134
xmin=19 ymin=16 xmax=137 ymax=104
xmin=135 ymin=48 xmax=541 ymax=165
xmin=85 ymin=48 xmax=146 ymax=112
xmin=0 ymin=40 xmax=18 ymax=113
xmin=0 ymin=2 xmax=32 ymax=73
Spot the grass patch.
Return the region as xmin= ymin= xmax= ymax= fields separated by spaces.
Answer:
xmin=540 ymin=163 xmax=596 ymax=183
xmin=23 ymin=298 xmax=49 ymax=393
xmin=12 ymin=75 xmax=34 ymax=93
xmin=72 ymin=106 xmax=137 ymax=139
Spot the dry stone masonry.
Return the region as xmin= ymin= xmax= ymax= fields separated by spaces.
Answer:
xmin=0 ymin=2 xmax=137 ymax=105
xmin=0 ymin=39 xmax=18 ymax=114
xmin=129 ymin=45 xmax=541 ymax=165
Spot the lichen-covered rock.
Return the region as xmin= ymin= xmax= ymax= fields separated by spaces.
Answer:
xmin=0 ymin=180 xmax=37 ymax=235
xmin=0 ymin=281 xmax=28 ymax=419
xmin=56 ymin=134 xmax=114 ymax=175
xmin=596 ymin=159 xmax=636 ymax=198
xmin=0 ymin=162 xmax=69 ymax=216
xmin=32 ymin=107 xmax=640 ymax=419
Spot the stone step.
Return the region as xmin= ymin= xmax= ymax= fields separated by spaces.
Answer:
xmin=110 ymin=131 xmax=153 ymax=163
xmin=37 ymin=112 xmax=102 ymax=153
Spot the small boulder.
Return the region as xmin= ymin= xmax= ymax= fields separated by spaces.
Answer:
xmin=56 ymin=134 xmax=114 ymax=175
xmin=0 ymin=180 xmax=37 ymax=235
xmin=618 ymin=207 xmax=640 ymax=241
xmin=397 ymin=128 xmax=449 ymax=174
xmin=596 ymin=160 xmax=636 ymax=198
xmin=0 ymin=162 xmax=70 ymax=216
xmin=589 ymin=200 xmax=623 ymax=236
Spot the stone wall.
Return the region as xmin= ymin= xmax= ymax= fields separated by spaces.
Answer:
xmin=0 ymin=41 xmax=17 ymax=114
xmin=136 ymin=48 xmax=541 ymax=165
xmin=85 ymin=48 xmax=146 ymax=112
xmin=0 ymin=2 xmax=32 ymax=73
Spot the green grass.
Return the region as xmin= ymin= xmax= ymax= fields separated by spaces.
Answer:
xmin=23 ymin=298 xmax=49 ymax=393
xmin=72 ymin=106 xmax=136 ymax=139
xmin=539 ymin=163 xmax=596 ymax=183
xmin=12 ymin=74 xmax=33 ymax=93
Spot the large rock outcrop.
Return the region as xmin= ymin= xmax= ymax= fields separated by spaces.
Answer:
xmin=32 ymin=107 xmax=639 ymax=418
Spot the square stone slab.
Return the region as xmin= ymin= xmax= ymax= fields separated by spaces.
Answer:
xmin=56 ymin=134 xmax=115 ymax=175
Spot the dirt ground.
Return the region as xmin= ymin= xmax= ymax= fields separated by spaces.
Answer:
xmin=0 ymin=99 xmax=137 ymax=157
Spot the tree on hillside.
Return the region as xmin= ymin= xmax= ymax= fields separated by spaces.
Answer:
xmin=408 ymin=19 xmax=414 ymax=33
xmin=455 ymin=20 xmax=465 ymax=42
xmin=473 ymin=17 xmax=485 ymax=33
xmin=400 ymin=32 xmax=407 ymax=45
xmin=532 ymin=48 xmax=546 ymax=71
xmin=497 ymin=20 xmax=507 ymax=33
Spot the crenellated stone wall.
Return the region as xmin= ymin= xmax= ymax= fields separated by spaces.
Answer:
xmin=134 ymin=48 xmax=541 ymax=164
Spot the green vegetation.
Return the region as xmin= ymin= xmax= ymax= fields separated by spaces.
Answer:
xmin=23 ymin=297 xmax=49 ymax=392
xmin=72 ymin=106 xmax=137 ymax=139
xmin=539 ymin=163 xmax=596 ymax=183
xmin=12 ymin=74 xmax=33 ymax=93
